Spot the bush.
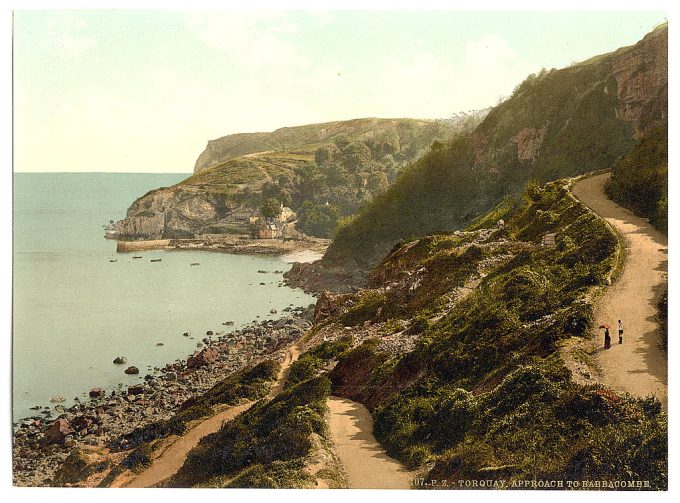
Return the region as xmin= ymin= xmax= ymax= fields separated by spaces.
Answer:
xmin=286 ymin=335 xmax=354 ymax=388
xmin=168 ymin=376 xmax=331 ymax=487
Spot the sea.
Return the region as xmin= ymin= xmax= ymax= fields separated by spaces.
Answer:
xmin=12 ymin=173 xmax=316 ymax=421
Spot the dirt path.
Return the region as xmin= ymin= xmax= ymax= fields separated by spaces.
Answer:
xmin=571 ymin=173 xmax=667 ymax=409
xmin=327 ymin=396 xmax=414 ymax=489
xmin=118 ymin=344 xmax=301 ymax=488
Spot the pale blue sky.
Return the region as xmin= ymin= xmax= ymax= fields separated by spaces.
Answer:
xmin=13 ymin=10 xmax=667 ymax=172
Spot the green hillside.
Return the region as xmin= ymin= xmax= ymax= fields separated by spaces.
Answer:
xmin=113 ymin=116 xmax=486 ymax=240
xmin=323 ymin=180 xmax=666 ymax=488
xmin=324 ymin=24 xmax=667 ymax=270
xmin=154 ymin=178 xmax=666 ymax=489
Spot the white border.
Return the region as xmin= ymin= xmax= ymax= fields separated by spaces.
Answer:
xmin=2 ymin=1 xmax=677 ymax=502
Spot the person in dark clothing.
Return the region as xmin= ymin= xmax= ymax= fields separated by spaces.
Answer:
xmin=618 ymin=320 xmax=624 ymax=344
xmin=604 ymin=328 xmax=611 ymax=349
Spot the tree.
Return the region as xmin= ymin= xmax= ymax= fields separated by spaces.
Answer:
xmin=297 ymin=201 xmax=342 ymax=238
xmin=325 ymin=162 xmax=353 ymax=188
xmin=315 ymin=144 xmax=340 ymax=166
xmin=260 ymin=198 xmax=280 ymax=219
xmin=340 ymin=141 xmax=372 ymax=173
xmin=367 ymin=172 xmax=389 ymax=194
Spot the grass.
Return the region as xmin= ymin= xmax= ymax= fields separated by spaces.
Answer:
xmin=321 ymin=179 xmax=667 ymax=489
xmin=285 ymin=335 xmax=354 ymax=388
xmin=166 ymin=376 xmax=331 ymax=488
xmin=324 ymin=27 xmax=666 ymax=270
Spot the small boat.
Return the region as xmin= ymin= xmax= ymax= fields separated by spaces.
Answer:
xmin=150 ymin=259 xmax=162 ymax=262
xmin=190 ymin=262 xmax=200 ymax=266
xmin=109 ymin=259 xmax=118 ymax=263
xmin=132 ymin=256 xmax=142 ymax=259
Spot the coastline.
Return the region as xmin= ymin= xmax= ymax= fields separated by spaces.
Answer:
xmin=115 ymin=234 xmax=330 ymax=260
xmin=12 ymin=306 xmax=316 ymax=487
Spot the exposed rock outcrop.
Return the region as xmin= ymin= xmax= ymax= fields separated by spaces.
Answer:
xmin=612 ymin=23 xmax=668 ymax=138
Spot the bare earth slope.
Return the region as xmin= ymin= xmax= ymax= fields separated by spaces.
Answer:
xmin=571 ymin=173 xmax=667 ymax=409
xmin=327 ymin=396 xmax=414 ymax=489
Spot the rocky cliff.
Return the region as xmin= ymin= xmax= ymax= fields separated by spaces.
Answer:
xmin=111 ymin=117 xmax=476 ymax=241
xmin=324 ymin=23 xmax=667 ymax=270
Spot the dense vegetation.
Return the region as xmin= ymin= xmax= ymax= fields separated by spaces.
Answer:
xmin=179 ymin=117 xmax=483 ymax=238
xmin=285 ymin=335 xmax=354 ymax=388
xmin=605 ymin=121 xmax=668 ymax=233
xmin=327 ymin=181 xmax=667 ymax=489
xmin=167 ymin=376 xmax=331 ymax=488
xmin=324 ymin=26 xmax=666 ymax=270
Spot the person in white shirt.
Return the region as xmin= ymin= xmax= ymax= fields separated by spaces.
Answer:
xmin=618 ymin=320 xmax=624 ymax=344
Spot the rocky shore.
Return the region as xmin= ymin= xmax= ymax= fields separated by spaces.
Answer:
xmin=12 ymin=306 xmax=316 ymax=487
xmin=115 ymin=234 xmax=330 ymax=259
xmin=283 ymin=260 xmax=365 ymax=295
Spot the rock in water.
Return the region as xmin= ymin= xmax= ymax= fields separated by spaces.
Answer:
xmin=124 ymin=366 xmax=139 ymax=375
xmin=112 ymin=356 xmax=127 ymax=365
xmin=88 ymin=388 xmax=105 ymax=398
xmin=50 ymin=395 xmax=66 ymax=403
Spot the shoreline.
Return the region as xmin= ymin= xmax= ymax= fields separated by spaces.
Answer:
xmin=114 ymin=235 xmax=330 ymax=262
xmin=12 ymin=306 xmax=316 ymax=487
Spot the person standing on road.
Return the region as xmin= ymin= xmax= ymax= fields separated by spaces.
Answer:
xmin=618 ymin=320 xmax=624 ymax=344
xmin=604 ymin=327 xmax=611 ymax=349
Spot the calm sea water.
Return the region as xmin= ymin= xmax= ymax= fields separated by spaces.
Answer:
xmin=13 ymin=173 xmax=315 ymax=421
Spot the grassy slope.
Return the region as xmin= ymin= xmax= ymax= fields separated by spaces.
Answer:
xmin=326 ymin=180 xmax=666 ymax=489
xmin=164 ymin=338 xmax=354 ymax=488
xmin=163 ymin=179 xmax=666 ymax=490
xmin=113 ymin=361 xmax=280 ymax=472
xmin=324 ymin=27 xmax=666 ymax=270
xmin=194 ymin=118 xmax=452 ymax=173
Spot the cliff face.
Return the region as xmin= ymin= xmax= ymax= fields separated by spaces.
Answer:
xmin=611 ymin=25 xmax=668 ymax=138
xmin=325 ymin=24 xmax=667 ymax=270
xmin=112 ymin=186 xmax=226 ymax=239
xmin=111 ymin=117 xmax=468 ymax=240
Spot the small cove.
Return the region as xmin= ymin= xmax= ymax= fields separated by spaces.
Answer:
xmin=12 ymin=173 xmax=315 ymax=420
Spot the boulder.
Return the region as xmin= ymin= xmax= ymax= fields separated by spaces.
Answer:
xmin=50 ymin=395 xmax=66 ymax=403
xmin=113 ymin=356 xmax=127 ymax=365
xmin=43 ymin=418 xmax=75 ymax=446
xmin=186 ymin=347 xmax=219 ymax=369
xmin=88 ymin=388 xmax=106 ymax=398
xmin=127 ymin=384 xmax=145 ymax=396
xmin=71 ymin=416 xmax=95 ymax=431
xmin=124 ymin=366 xmax=139 ymax=375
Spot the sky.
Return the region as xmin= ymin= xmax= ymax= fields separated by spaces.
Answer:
xmin=13 ymin=9 xmax=668 ymax=173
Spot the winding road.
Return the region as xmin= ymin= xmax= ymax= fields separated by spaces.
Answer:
xmin=571 ymin=173 xmax=668 ymax=409
xmin=327 ymin=397 xmax=414 ymax=489
xmin=114 ymin=340 xmax=413 ymax=489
